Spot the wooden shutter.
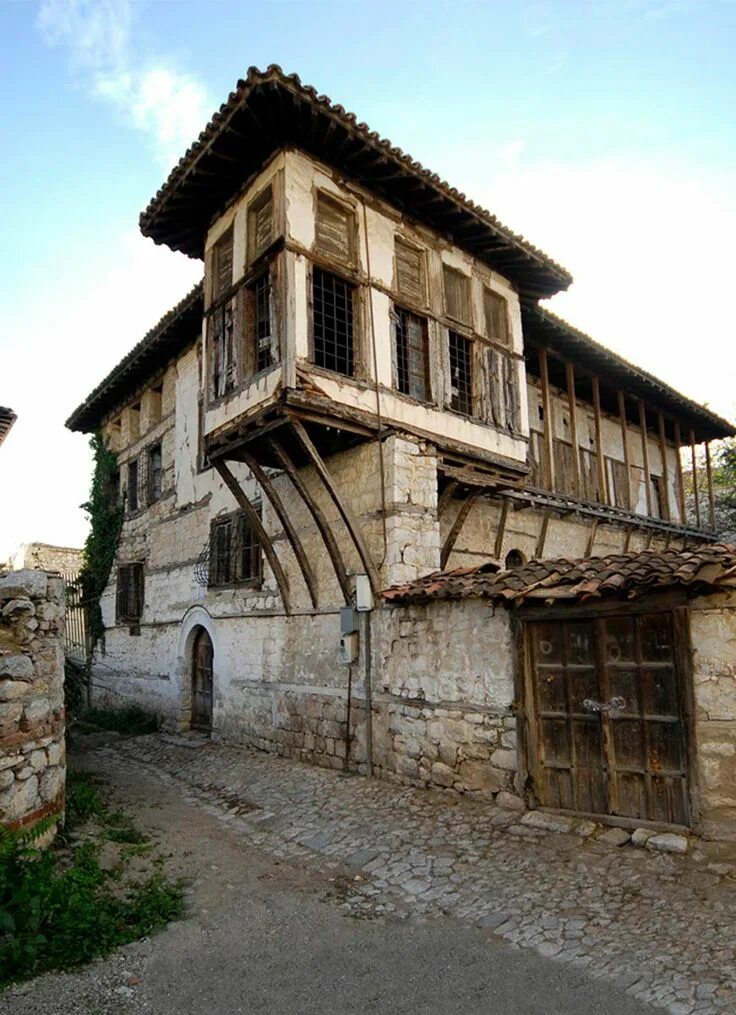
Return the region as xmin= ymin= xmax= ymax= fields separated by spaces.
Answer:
xmin=502 ymin=353 xmax=520 ymax=431
xmin=212 ymin=229 xmax=234 ymax=300
xmin=395 ymin=240 xmax=424 ymax=304
xmin=249 ymin=186 xmax=274 ymax=261
xmin=484 ymin=287 xmax=510 ymax=346
xmin=315 ymin=192 xmax=354 ymax=263
xmin=443 ymin=266 xmax=471 ymax=324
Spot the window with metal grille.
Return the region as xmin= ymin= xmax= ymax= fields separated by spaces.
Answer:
xmin=208 ymin=510 xmax=262 ymax=587
xmin=250 ymin=272 xmax=275 ymax=373
xmin=443 ymin=266 xmax=471 ymax=324
xmin=395 ymin=239 xmax=425 ymax=305
xmin=210 ymin=227 xmax=233 ymax=302
xmin=147 ymin=443 xmax=162 ymax=504
xmin=248 ymin=185 xmax=274 ymax=262
xmin=394 ymin=307 xmax=430 ymax=401
xmin=449 ymin=331 xmax=473 ymax=415
xmin=127 ymin=459 xmax=139 ymax=512
xmin=315 ymin=191 xmax=355 ymax=264
xmin=312 ymin=267 xmax=354 ymax=376
xmin=116 ymin=563 xmax=144 ymax=624
xmin=484 ymin=287 xmax=510 ymax=346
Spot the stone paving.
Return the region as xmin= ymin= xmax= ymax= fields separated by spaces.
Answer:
xmin=86 ymin=733 xmax=736 ymax=1014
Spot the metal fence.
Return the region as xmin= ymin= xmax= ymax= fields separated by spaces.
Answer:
xmin=62 ymin=570 xmax=90 ymax=667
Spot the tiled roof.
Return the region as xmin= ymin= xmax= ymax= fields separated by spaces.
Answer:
xmin=0 ymin=406 xmax=17 ymax=448
xmin=139 ymin=66 xmax=572 ymax=299
xmin=382 ymin=545 xmax=736 ymax=606
xmin=66 ymin=282 xmax=203 ymax=433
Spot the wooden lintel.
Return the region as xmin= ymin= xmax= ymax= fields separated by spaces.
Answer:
xmin=618 ymin=391 xmax=632 ymax=512
xmin=535 ymin=510 xmax=551 ymax=559
xmin=592 ymin=377 xmax=608 ymax=505
xmin=269 ymin=438 xmax=352 ymax=603
xmin=673 ymin=422 xmax=686 ymax=523
xmin=538 ymin=347 xmax=555 ymax=492
xmin=586 ymin=518 xmax=599 ymax=557
xmin=638 ymin=400 xmax=653 ymax=517
xmin=440 ymin=493 xmax=479 ymax=569
xmin=214 ymin=460 xmax=291 ymax=613
xmin=705 ymin=441 xmax=716 ymax=531
xmin=290 ymin=420 xmax=381 ymax=594
xmin=238 ymin=448 xmax=319 ymax=609
xmin=566 ymin=362 xmax=581 ymax=499
xmin=657 ymin=412 xmax=671 ymax=522
xmin=437 ymin=480 xmax=459 ymax=518
xmin=494 ymin=498 xmax=510 ymax=560
xmin=690 ymin=430 xmax=701 ymax=529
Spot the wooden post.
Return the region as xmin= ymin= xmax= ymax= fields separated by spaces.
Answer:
xmin=566 ymin=362 xmax=581 ymax=499
xmin=690 ymin=431 xmax=701 ymax=529
xmin=618 ymin=391 xmax=632 ymax=512
xmin=657 ymin=412 xmax=671 ymax=522
xmin=494 ymin=498 xmax=510 ymax=561
xmin=705 ymin=440 xmax=716 ymax=531
xmin=592 ymin=376 xmax=608 ymax=504
xmin=673 ymin=422 xmax=686 ymax=524
xmin=538 ymin=347 xmax=555 ymax=492
xmin=535 ymin=511 xmax=551 ymax=559
xmin=638 ymin=400 xmax=653 ymax=517
xmin=441 ymin=493 xmax=479 ymax=568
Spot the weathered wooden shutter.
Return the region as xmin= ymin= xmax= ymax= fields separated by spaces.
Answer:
xmin=395 ymin=240 xmax=424 ymax=304
xmin=250 ymin=186 xmax=274 ymax=260
xmin=502 ymin=353 xmax=520 ymax=431
xmin=484 ymin=347 xmax=502 ymax=427
xmin=443 ymin=266 xmax=471 ymax=324
xmin=212 ymin=229 xmax=234 ymax=300
xmin=315 ymin=192 xmax=354 ymax=263
xmin=484 ymin=288 xmax=510 ymax=346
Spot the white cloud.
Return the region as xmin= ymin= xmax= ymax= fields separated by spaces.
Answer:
xmin=37 ymin=0 xmax=211 ymax=167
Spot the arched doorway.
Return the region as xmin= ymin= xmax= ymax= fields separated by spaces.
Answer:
xmin=191 ymin=627 xmax=214 ymax=731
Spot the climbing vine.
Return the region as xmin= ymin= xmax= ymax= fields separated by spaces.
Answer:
xmin=78 ymin=433 xmax=123 ymax=650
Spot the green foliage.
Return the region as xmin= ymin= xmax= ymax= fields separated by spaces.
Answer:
xmin=79 ymin=706 xmax=159 ymax=736
xmin=64 ymin=772 xmax=106 ymax=830
xmin=78 ymin=433 xmax=123 ymax=650
xmin=0 ymin=776 xmax=183 ymax=987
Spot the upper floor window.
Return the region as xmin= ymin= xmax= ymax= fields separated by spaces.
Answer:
xmin=209 ymin=298 xmax=237 ymax=400
xmin=394 ymin=307 xmax=430 ymax=402
xmin=127 ymin=458 xmax=139 ymax=512
xmin=248 ymin=185 xmax=274 ymax=263
xmin=315 ymin=191 xmax=355 ymax=265
xmin=443 ymin=266 xmax=471 ymax=326
xmin=129 ymin=403 xmax=141 ymax=442
xmin=209 ymin=510 xmax=262 ymax=587
xmin=245 ymin=271 xmax=276 ymax=374
xmin=116 ymin=563 xmax=144 ymax=625
xmin=312 ymin=267 xmax=355 ymax=377
xmin=484 ymin=288 xmax=510 ymax=347
xmin=395 ymin=239 xmax=425 ymax=305
xmin=147 ymin=443 xmax=163 ymax=504
xmin=448 ymin=330 xmax=473 ymax=415
xmin=211 ymin=227 xmax=234 ymax=302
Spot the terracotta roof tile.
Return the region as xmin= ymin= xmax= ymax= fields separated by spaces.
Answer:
xmin=382 ymin=545 xmax=736 ymax=606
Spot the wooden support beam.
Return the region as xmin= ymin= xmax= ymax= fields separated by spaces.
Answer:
xmin=618 ymin=391 xmax=632 ymax=512
xmin=586 ymin=518 xmax=599 ymax=557
xmin=494 ymin=498 xmax=510 ymax=560
xmin=673 ymin=422 xmax=686 ymax=524
xmin=638 ymin=400 xmax=653 ymax=517
xmin=290 ymin=420 xmax=381 ymax=594
xmin=441 ymin=493 xmax=479 ymax=568
xmin=538 ymin=347 xmax=555 ymax=492
xmin=705 ymin=440 xmax=716 ymax=531
xmin=657 ymin=412 xmax=671 ymax=522
xmin=437 ymin=480 xmax=459 ymax=518
xmin=565 ymin=362 xmax=581 ymax=499
xmin=535 ymin=511 xmax=551 ymax=559
xmin=592 ymin=377 xmax=608 ymax=505
xmin=268 ymin=439 xmax=352 ymax=603
xmin=238 ymin=449 xmax=319 ymax=609
xmin=690 ymin=431 xmax=701 ymax=529
xmin=623 ymin=526 xmax=633 ymax=553
xmin=213 ymin=460 xmax=291 ymax=613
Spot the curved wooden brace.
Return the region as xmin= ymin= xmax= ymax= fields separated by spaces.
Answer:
xmin=290 ymin=420 xmax=380 ymax=594
xmin=238 ymin=448 xmax=319 ymax=609
xmin=437 ymin=480 xmax=459 ymax=518
xmin=268 ymin=438 xmax=352 ymax=604
xmin=213 ymin=460 xmax=291 ymax=613
xmin=440 ymin=492 xmax=478 ymax=569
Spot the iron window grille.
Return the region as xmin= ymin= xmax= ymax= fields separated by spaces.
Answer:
xmin=394 ymin=307 xmax=430 ymax=401
xmin=116 ymin=563 xmax=144 ymax=624
xmin=449 ymin=330 xmax=473 ymax=416
xmin=250 ymin=271 xmax=275 ymax=373
xmin=196 ymin=509 xmax=262 ymax=588
xmin=147 ymin=443 xmax=162 ymax=504
xmin=127 ymin=459 xmax=139 ymax=513
xmin=312 ymin=267 xmax=355 ymax=377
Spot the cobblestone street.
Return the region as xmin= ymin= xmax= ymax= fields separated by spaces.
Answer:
xmin=86 ymin=733 xmax=735 ymax=1014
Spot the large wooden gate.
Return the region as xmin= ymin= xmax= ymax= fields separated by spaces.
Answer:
xmin=524 ymin=608 xmax=692 ymax=826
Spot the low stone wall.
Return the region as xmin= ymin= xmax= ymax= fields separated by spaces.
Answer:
xmin=0 ymin=570 xmax=66 ymax=833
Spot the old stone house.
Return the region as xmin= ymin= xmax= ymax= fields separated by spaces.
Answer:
xmin=67 ymin=67 xmax=736 ymax=840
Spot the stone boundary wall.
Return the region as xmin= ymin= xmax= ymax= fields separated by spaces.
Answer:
xmin=0 ymin=570 xmax=66 ymax=833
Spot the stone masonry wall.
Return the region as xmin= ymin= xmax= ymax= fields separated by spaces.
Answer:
xmin=0 ymin=570 xmax=66 ymax=833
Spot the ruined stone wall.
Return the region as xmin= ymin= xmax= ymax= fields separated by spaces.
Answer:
xmin=7 ymin=543 xmax=83 ymax=575
xmin=689 ymin=593 xmax=736 ymax=840
xmin=0 ymin=570 xmax=66 ymax=832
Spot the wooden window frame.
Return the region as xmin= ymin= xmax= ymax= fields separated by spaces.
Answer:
xmin=448 ymin=329 xmax=475 ymax=416
xmin=442 ymin=265 xmax=472 ymax=327
xmin=394 ymin=237 xmax=426 ymax=308
xmin=208 ymin=508 xmax=263 ymax=589
xmin=393 ymin=305 xmax=431 ymax=403
xmin=314 ymin=189 xmax=357 ymax=267
xmin=308 ymin=263 xmax=360 ymax=379
xmin=248 ymin=184 xmax=275 ymax=264
xmin=209 ymin=226 xmax=234 ymax=306
xmin=483 ymin=286 xmax=511 ymax=348
xmin=116 ymin=563 xmax=145 ymax=626
xmin=242 ymin=266 xmax=279 ymax=377
xmin=126 ymin=458 xmax=139 ymax=514
xmin=147 ymin=442 xmax=163 ymax=505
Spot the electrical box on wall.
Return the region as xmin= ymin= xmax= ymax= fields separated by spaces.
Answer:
xmin=340 ymin=607 xmax=359 ymax=634
xmin=355 ymin=574 xmax=373 ymax=612
xmin=339 ymin=632 xmax=359 ymax=665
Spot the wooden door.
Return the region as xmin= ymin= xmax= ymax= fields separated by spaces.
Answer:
xmin=527 ymin=611 xmax=690 ymax=825
xmin=191 ymin=628 xmax=213 ymax=731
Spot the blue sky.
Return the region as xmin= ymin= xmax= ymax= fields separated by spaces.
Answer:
xmin=1 ymin=0 xmax=735 ymax=557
